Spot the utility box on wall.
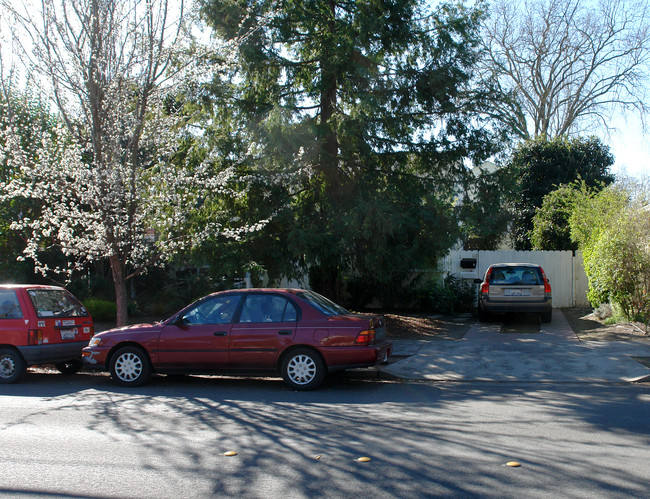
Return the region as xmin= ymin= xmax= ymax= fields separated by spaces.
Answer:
xmin=460 ymin=258 xmax=476 ymax=270
xmin=459 ymin=256 xmax=479 ymax=279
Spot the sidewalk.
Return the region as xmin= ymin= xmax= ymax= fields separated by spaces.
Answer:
xmin=381 ymin=311 xmax=650 ymax=383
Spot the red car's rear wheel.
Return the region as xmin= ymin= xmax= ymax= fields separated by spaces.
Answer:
xmin=281 ymin=348 xmax=326 ymax=391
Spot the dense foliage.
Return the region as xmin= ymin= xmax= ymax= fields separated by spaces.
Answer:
xmin=457 ymin=164 xmax=515 ymax=250
xmin=508 ymin=136 xmax=614 ymax=250
xmin=196 ymin=0 xmax=504 ymax=303
xmin=568 ymin=182 xmax=650 ymax=326
xmin=530 ymin=184 xmax=580 ymax=251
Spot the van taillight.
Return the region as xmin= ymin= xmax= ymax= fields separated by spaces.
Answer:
xmin=28 ymin=329 xmax=43 ymax=345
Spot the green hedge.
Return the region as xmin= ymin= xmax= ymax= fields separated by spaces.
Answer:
xmin=83 ymin=299 xmax=117 ymax=322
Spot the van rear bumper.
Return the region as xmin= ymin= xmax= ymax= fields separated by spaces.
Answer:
xmin=17 ymin=342 xmax=88 ymax=365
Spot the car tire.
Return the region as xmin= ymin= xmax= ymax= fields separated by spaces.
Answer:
xmin=55 ymin=359 xmax=83 ymax=375
xmin=281 ymin=348 xmax=326 ymax=391
xmin=109 ymin=346 xmax=151 ymax=387
xmin=478 ymin=306 xmax=490 ymax=323
xmin=541 ymin=310 xmax=552 ymax=323
xmin=0 ymin=348 xmax=27 ymax=384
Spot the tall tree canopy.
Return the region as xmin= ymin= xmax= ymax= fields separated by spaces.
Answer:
xmin=198 ymin=0 xmax=504 ymax=302
xmin=508 ymin=136 xmax=615 ymax=250
xmin=481 ymin=0 xmax=650 ymax=139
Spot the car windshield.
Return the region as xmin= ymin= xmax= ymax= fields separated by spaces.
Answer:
xmin=28 ymin=289 xmax=89 ymax=318
xmin=489 ymin=266 xmax=542 ymax=286
xmin=297 ymin=290 xmax=349 ymax=316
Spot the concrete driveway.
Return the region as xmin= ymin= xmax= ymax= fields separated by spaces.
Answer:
xmin=381 ymin=312 xmax=650 ymax=383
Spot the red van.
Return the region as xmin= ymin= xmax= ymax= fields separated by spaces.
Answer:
xmin=0 ymin=284 xmax=94 ymax=383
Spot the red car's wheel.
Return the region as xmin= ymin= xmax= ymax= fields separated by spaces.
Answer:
xmin=281 ymin=348 xmax=326 ymax=391
xmin=110 ymin=346 xmax=151 ymax=387
xmin=0 ymin=348 xmax=26 ymax=384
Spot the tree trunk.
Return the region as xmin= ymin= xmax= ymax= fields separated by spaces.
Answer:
xmin=109 ymin=255 xmax=129 ymax=327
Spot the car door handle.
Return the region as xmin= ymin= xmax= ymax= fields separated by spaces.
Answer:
xmin=214 ymin=331 xmax=227 ymax=336
xmin=278 ymin=330 xmax=292 ymax=335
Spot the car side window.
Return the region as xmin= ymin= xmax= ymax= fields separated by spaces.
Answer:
xmin=182 ymin=295 xmax=241 ymax=325
xmin=0 ymin=290 xmax=23 ymax=319
xmin=239 ymin=295 xmax=298 ymax=323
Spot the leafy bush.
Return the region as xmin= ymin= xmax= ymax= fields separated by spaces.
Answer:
xmin=417 ymin=274 xmax=476 ymax=314
xmin=583 ymin=213 xmax=650 ymax=323
xmin=569 ymin=181 xmax=650 ymax=326
xmin=530 ymin=185 xmax=579 ymax=250
xmin=83 ymin=299 xmax=117 ymax=322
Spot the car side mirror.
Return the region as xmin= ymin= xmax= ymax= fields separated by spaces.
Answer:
xmin=172 ymin=315 xmax=190 ymax=327
xmin=473 ymin=278 xmax=483 ymax=284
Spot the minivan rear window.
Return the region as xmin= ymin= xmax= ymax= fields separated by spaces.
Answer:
xmin=27 ymin=289 xmax=89 ymax=318
xmin=489 ymin=266 xmax=542 ymax=286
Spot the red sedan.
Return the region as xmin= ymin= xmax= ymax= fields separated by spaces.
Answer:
xmin=83 ymin=288 xmax=392 ymax=390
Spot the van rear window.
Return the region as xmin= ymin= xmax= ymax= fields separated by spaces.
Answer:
xmin=0 ymin=290 xmax=23 ymax=319
xmin=28 ymin=289 xmax=89 ymax=318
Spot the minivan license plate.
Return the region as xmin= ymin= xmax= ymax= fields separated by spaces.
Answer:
xmin=61 ymin=329 xmax=77 ymax=340
xmin=505 ymin=289 xmax=530 ymax=296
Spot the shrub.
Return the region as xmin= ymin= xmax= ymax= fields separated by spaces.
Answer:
xmin=417 ymin=274 xmax=476 ymax=314
xmin=83 ymin=299 xmax=117 ymax=322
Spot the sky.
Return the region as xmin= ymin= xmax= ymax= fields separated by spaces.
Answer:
xmin=607 ymin=114 xmax=649 ymax=180
xmin=1 ymin=1 xmax=648 ymax=181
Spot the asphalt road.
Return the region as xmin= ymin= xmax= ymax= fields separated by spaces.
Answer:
xmin=1 ymin=372 xmax=649 ymax=498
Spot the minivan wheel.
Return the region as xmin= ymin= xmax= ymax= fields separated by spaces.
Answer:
xmin=55 ymin=359 xmax=83 ymax=375
xmin=541 ymin=310 xmax=552 ymax=323
xmin=0 ymin=348 xmax=27 ymax=384
xmin=109 ymin=346 xmax=151 ymax=387
xmin=281 ymin=348 xmax=326 ymax=391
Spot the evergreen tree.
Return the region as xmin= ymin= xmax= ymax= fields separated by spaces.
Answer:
xmin=198 ymin=0 xmax=503 ymax=302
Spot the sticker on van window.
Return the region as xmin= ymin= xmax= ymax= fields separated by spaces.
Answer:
xmin=40 ymin=311 xmax=54 ymax=317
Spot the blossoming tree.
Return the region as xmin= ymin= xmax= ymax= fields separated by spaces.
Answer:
xmin=0 ymin=0 xmax=266 ymax=325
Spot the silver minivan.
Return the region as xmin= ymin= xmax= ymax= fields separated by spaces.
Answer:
xmin=475 ymin=263 xmax=552 ymax=323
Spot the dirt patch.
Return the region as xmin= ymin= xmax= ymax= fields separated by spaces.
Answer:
xmin=562 ymin=308 xmax=650 ymax=342
xmin=384 ymin=313 xmax=471 ymax=341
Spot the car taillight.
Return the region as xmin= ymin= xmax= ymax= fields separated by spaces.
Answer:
xmin=540 ymin=268 xmax=552 ymax=295
xmin=28 ymin=329 xmax=43 ymax=345
xmin=355 ymin=329 xmax=376 ymax=345
xmin=481 ymin=267 xmax=493 ymax=295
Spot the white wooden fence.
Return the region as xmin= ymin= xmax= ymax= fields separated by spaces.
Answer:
xmin=441 ymin=250 xmax=590 ymax=308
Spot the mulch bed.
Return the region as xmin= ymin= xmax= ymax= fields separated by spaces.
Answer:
xmin=561 ymin=308 xmax=649 ymax=342
xmin=384 ymin=313 xmax=472 ymax=341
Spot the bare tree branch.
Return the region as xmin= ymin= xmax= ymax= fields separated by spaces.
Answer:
xmin=481 ymin=0 xmax=650 ymax=139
